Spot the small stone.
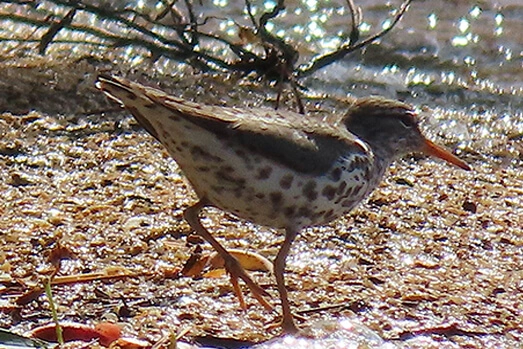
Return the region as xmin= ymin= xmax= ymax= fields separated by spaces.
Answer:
xmin=462 ymin=199 xmax=477 ymax=213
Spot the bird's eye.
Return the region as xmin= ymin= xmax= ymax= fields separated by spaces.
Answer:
xmin=399 ymin=118 xmax=412 ymax=129
xmin=398 ymin=110 xmax=416 ymax=129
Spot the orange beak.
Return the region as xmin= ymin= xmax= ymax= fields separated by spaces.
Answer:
xmin=423 ymin=139 xmax=470 ymax=171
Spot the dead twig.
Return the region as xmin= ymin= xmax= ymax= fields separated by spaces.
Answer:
xmin=38 ymin=7 xmax=77 ymax=55
xmin=1 ymin=0 xmax=414 ymax=113
xmin=244 ymin=0 xmax=258 ymax=28
xmin=297 ymin=0 xmax=414 ymax=78
xmin=182 ymin=0 xmax=199 ymax=46
xmin=346 ymin=0 xmax=362 ymax=45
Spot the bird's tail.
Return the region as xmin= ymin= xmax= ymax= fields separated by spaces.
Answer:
xmin=96 ymin=74 xmax=161 ymax=140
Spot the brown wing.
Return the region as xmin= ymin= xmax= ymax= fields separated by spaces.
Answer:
xmin=97 ymin=75 xmax=370 ymax=175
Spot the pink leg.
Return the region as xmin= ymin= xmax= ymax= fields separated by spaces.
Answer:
xmin=184 ymin=200 xmax=273 ymax=311
xmin=273 ymin=228 xmax=299 ymax=333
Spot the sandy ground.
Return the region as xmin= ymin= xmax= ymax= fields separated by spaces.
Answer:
xmin=0 ymin=57 xmax=522 ymax=349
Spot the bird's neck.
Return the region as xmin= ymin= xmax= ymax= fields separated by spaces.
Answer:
xmin=368 ymin=143 xmax=397 ymax=182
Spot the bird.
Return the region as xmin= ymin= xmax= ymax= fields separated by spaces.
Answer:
xmin=96 ymin=74 xmax=470 ymax=334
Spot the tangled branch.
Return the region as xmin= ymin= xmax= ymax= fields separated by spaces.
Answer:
xmin=0 ymin=0 xmax=414 ymax=110
xmin=297 ymin=0 xmax=414 ymax=77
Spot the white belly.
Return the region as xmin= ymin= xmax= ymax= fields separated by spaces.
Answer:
xmin=147 ymin=105 xmax=381 ymax=230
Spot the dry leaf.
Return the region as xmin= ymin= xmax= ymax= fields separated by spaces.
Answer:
xmin=208 ymin=249 xmax=273 ymax=273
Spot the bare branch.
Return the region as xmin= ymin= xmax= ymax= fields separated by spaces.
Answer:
xmin=39 ymin=7 xmax=76 ymax=55
xmin=0 ymin=0 xmax=415 ymax=110
xmin=258 ymin=0 xmax=285 ymax=29
xmin=258 ymin=0 xmax=285 ymax=45
xmin=345 ymin=0 xmax=361 ymax=45
xmin=289 ymin=79 xmax=305 ymax=115
xmin=244 ymin=0 xmax=258 ymax=28
xmin=297 ymin=0 xmax=413 ymax=78
xmin=182 ymin=0 xmax=199 ymax=46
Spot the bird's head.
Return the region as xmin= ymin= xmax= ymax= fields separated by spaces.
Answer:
xmin=344 ymin=97 xmax=470 ymax=170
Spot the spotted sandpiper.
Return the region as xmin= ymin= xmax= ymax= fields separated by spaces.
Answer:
xmin=96 ymin=75 xmax=470 ymax=334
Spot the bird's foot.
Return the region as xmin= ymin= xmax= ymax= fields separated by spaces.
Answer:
xmin=281 ymin=316 xmax=300 ymax=335
xmin=224 ymin=255 xmax=273 ymax=311
xmin=265 ymin=312 xmax=306 ymax=334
